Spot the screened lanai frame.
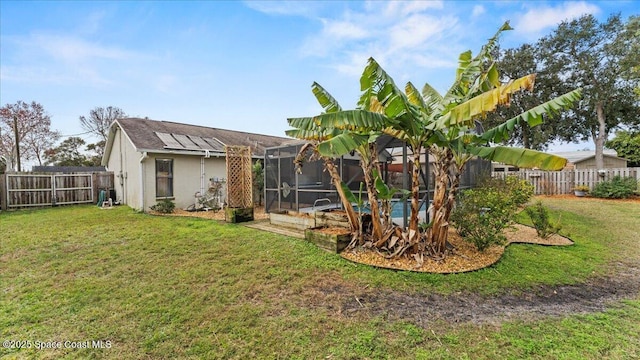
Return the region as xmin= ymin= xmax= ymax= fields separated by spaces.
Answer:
xmin=264 ymin=136 xmax=491 ymax=228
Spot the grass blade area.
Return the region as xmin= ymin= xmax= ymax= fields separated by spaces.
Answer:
xmin=1 ymin=198 xmax=638 ymax=359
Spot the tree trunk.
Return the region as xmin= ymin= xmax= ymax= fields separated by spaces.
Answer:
xmin=444 ymin=161 xmax=466 ymax=227
xmin=426 ymin=147 xmax=453 ymax=255
xmin=433 ymin=159 xmax=469 ymax=254
xmin=13 ymin=116 xmax=21 ymax=172
xmin=361 ymin=143 xmax=383 ymax=241
xmin=408 ymin=147 xmax=423 ymax=243
xmin=324 ymin=158 xmax=359 ymax=233
xmin=595 ymin=101 xmax=606 ymax=170
xmin=522 ymin=120 xmax=531 ymax=149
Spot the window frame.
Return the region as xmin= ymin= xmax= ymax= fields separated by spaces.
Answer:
xmin=155 ymin=158 xmax=174 ymax=198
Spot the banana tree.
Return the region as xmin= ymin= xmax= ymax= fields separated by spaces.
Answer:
xmin=285 ymin=21 xmax=581 ymax=260
xmin=359 ymin=60 xmax=438 ymax=246
xmin=419 ymin=27 xmax=581 ymax=254
xmin=286 ymin=82 xmax=389 ymax=237
xmin=364 ymin=22 xmax=580 ymax=257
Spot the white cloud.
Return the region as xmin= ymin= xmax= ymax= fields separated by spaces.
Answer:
xmin=332 ymin=51 xmax=372 ymax=77
xmin=298 ymin=0 xmax=460 ymax=77
xmin=382 ymin=0 xmax=444 ymax=17
xmin=323 ymin=19 xmax=369 ymax=40
xmin=32 ymin=34 xmax=134 ymax=63
xmin=388 ymin=14 xmax=454 ymax=51
xmin=1 ymin=33 xmax=144 ymax=86
xmin=472 ymin=5 xmax=485 ymax=17
xmin=411 ymin=53 xmax=458 ymax=69
xmin=514 ymin=1 xmax=600 ymax=34
xmin=243 ymin=1 xmax=324 ymax=17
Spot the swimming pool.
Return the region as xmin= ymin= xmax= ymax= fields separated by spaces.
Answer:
xmin=353 ymin=201 xmax=428 ymax=218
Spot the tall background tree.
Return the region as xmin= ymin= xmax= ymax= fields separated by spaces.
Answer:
xmin=44 ymin=137 xmax=90 ymax=166
xmin=79 ymin=106 xmax=126 ymax=158
xmin=538 ymin=14 xmax=640 ymax=168
xmin=0 ymin=155 xmax=7 ymax=174
xmin=623 ymin=16 xmax=640 ymax=97
xmin=0 ymin=101 xmax=61 ymax=171
xmin=484 ymin=44 xmax=571 ymax=151
xmin=606 ymin=130 xmax=640 ymax=167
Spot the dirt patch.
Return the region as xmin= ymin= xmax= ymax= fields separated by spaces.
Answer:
xmin=297 ymin=264 xmax=640 ymax=327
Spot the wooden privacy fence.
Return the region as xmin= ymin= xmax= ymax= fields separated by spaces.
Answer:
xmin=492 ymin=168 xmax=640 ymax=195
xmin=0 ymin=172 xmax=114 ymax=210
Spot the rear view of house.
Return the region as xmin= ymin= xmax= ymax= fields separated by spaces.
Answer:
xmin=102 ymin=118 xmax=290 ymax=211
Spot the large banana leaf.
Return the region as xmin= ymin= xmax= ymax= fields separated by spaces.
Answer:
xmin=444 ymin=21 xmax=512 ymax=103
xmin=287 ymin=110 xmax=389 ymax=133
xmin=311 ymin=82 xmax=342 ymax=114
xmin=480 ymin=88 xmax=582 ymax=143
xmin=468 ymin=61 xmax=501 ymax=96
xmin=316 ymin=132 xmax=371 ymax=158
xmin=359 ymin=58 xmax=423 ymax=136
xmin=421 ymin=82 xmax=444 ymax=116
xmin=285 ymin=127 xmax=343 ymax=141
xmin=287 ymin=116 xmax=325 ymax=132
xmin=467 ymin=145 xmax=567 ymax=171
xmin=436 ymin=74 xmax=537 ymax=128
xmin=405 ymin=82 xmax=428 ymax=111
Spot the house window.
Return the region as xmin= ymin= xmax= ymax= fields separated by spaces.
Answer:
xmin=156 ymin=159 xmax=173 ymax=198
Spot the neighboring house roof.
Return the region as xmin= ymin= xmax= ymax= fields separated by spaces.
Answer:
xmin=31 ymin=166 xmax=107 ymax=173
xmin=103 ymin=117 xmax=294 ymax=164
xmin=550 ymin=149 xmax=624 ymax=164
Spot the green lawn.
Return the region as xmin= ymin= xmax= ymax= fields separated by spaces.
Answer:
xmin=1 ymin=198 xmax=639 ymax=359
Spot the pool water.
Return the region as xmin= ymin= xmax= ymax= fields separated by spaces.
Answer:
xmin=354 ymin=201 xmax=428 ymax=218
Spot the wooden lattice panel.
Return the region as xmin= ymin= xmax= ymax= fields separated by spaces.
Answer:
xmin=225 ymin=145 xmax=253 ymax=208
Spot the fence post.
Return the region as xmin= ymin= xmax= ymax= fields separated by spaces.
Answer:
xmin=92 ymin=173 xmax=98 ymax=205
xmin=0 ymin=174 xmax=6 ymax=211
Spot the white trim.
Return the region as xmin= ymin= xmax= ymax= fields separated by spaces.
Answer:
xmin=139 ymin=151 xmax=148 ymax=211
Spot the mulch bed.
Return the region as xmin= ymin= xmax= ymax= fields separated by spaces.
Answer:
xmin=341 ymin=224 xmax=573 ymax=274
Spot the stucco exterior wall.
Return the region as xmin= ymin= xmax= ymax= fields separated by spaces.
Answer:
xmin=143 ymin=153 xmax=228 ymax=210
xmin=106 ymin=126 xmax=142 ymax=209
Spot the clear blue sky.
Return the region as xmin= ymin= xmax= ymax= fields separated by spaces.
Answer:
xmin=1 ymin=1 xmax=638 ymax=152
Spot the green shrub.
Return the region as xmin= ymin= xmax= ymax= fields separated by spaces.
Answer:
xmin=591 ymin=176 xmax=638 ymax=199
xmin=478 ymin=175 xmax=534 ymax=208
xmin=505 ymin=175 xmax=535 ymax=207
xmin=150 ymin=198 xmax=175 ymax=213
xmin=452 ymin=175 xmax=534 ymax=252
xmin=451 ymin=188 xmax=514 ymax=251
xmin=524 ymin=201 xmax=562 ymax=239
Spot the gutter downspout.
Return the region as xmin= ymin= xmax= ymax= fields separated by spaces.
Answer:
xmin=201 ymin=157 xmax=205 ymax=196
xmin=201 ymin=150 xmax=210 ymax=196
xmin=139 ymin=151 xmax=148 ymax=211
